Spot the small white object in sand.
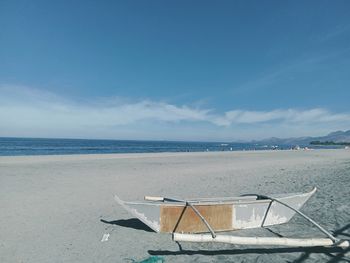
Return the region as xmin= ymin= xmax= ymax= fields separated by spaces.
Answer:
xmin=101 ymin=233 xmax=110 ymax=242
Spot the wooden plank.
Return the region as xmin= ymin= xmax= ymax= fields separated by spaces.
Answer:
xmin=160 ymin=204 xmax=233 ymax=233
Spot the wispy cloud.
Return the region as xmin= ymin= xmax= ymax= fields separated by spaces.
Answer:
xmin=0 ymin=85 xmax=349 ymax=140
xmin=233 ymin=49 xmax=350 ymax=95
xmin=316 ymin=24 xmax=350 ymax=43
xmin=233 ymin=33 xmax=350 ymax=96
xmin=209 ymin=108 xmax=350 ymax=126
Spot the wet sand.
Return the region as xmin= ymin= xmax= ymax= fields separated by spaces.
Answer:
xmin=0 ymin=149 xmax=349 ymax=262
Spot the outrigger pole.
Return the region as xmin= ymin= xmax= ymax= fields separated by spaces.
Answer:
xmin=173 ymin=233 xmax=350 ymax=248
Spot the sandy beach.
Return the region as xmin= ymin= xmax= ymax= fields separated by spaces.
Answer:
xmin=1 ymin=149 xmax=349 ymax=262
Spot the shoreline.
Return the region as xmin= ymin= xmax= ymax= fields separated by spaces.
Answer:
xmin=0 ymin=147 xmax=348 ymax=160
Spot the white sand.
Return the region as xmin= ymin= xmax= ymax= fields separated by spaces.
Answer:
xmin=0 ymin=149 xmax=349 ymax=262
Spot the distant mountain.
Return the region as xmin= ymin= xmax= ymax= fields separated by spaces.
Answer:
xmin=320 ymin=130 xmax=350 ymax=142
xmin=254 ymin=130 xmax=350 ymax=145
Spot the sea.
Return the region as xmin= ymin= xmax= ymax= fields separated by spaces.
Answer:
xmin=0 ymin=137 xmax=337 ymax=156
xmin=0 ymin=137 xmax=342 ymax=156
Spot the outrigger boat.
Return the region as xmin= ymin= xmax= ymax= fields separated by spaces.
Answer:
xmin=115 ymin=187 xmax=349 ymax=248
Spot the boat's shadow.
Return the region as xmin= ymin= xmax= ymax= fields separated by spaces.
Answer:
xmin=103 ymin=217 xmax=349 ymax=262
xmin=100 ymin=218 xmax=154 ymax=232
xmin=148 ymin=223 xmax=350 ymax=262
xmin=147 ymin=246 xmax=347 ymax=256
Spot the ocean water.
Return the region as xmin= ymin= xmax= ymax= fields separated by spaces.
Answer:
xmin=0 ymin=137 xmax=297 ymax=156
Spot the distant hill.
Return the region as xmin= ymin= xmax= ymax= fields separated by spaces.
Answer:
xmin=254 ymin=130 xmax=350 ymax=145
xmin=320 ymin=130 xmax=350 ymax=142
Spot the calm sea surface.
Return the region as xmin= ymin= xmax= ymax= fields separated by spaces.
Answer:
xmin=0 ymin=137 xmax=303 ymax=156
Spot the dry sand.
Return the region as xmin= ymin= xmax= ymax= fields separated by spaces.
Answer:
xmin=0 ymin=149 xmax=349 ymax=262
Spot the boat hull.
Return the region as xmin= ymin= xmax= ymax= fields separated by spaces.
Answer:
xmin=115 ymin=188 xmax=316 ymax=234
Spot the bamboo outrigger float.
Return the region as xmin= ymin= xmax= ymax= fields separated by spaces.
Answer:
xmin=115 ymin=187 xmax=349 ymax=248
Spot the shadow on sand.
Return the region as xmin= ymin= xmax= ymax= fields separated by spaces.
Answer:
xmin=103 ymin=217 xmax=349 ymax=262
xmin=100 ymin=218 xmax=154 ymax=232
xmin=148 ymin=246 xmax=347 ymax=255
xmin=148 ymin=223 xmax=350 ymax=262
xmin=148 ymin=246 xmax=349 ymax=262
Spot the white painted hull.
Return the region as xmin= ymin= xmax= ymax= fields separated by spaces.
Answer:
xmin=115 ymin=188 xmax=317 ymax=234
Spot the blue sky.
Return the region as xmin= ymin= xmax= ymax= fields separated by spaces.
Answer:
xmin=1 ymin=0 xmax=350 ymax=141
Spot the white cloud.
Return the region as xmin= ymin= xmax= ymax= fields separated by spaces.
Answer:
xmin=211 ymin=108 xmax=350 ymax=126
xmin=0 ymin=85 xmax=349 ymax=140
